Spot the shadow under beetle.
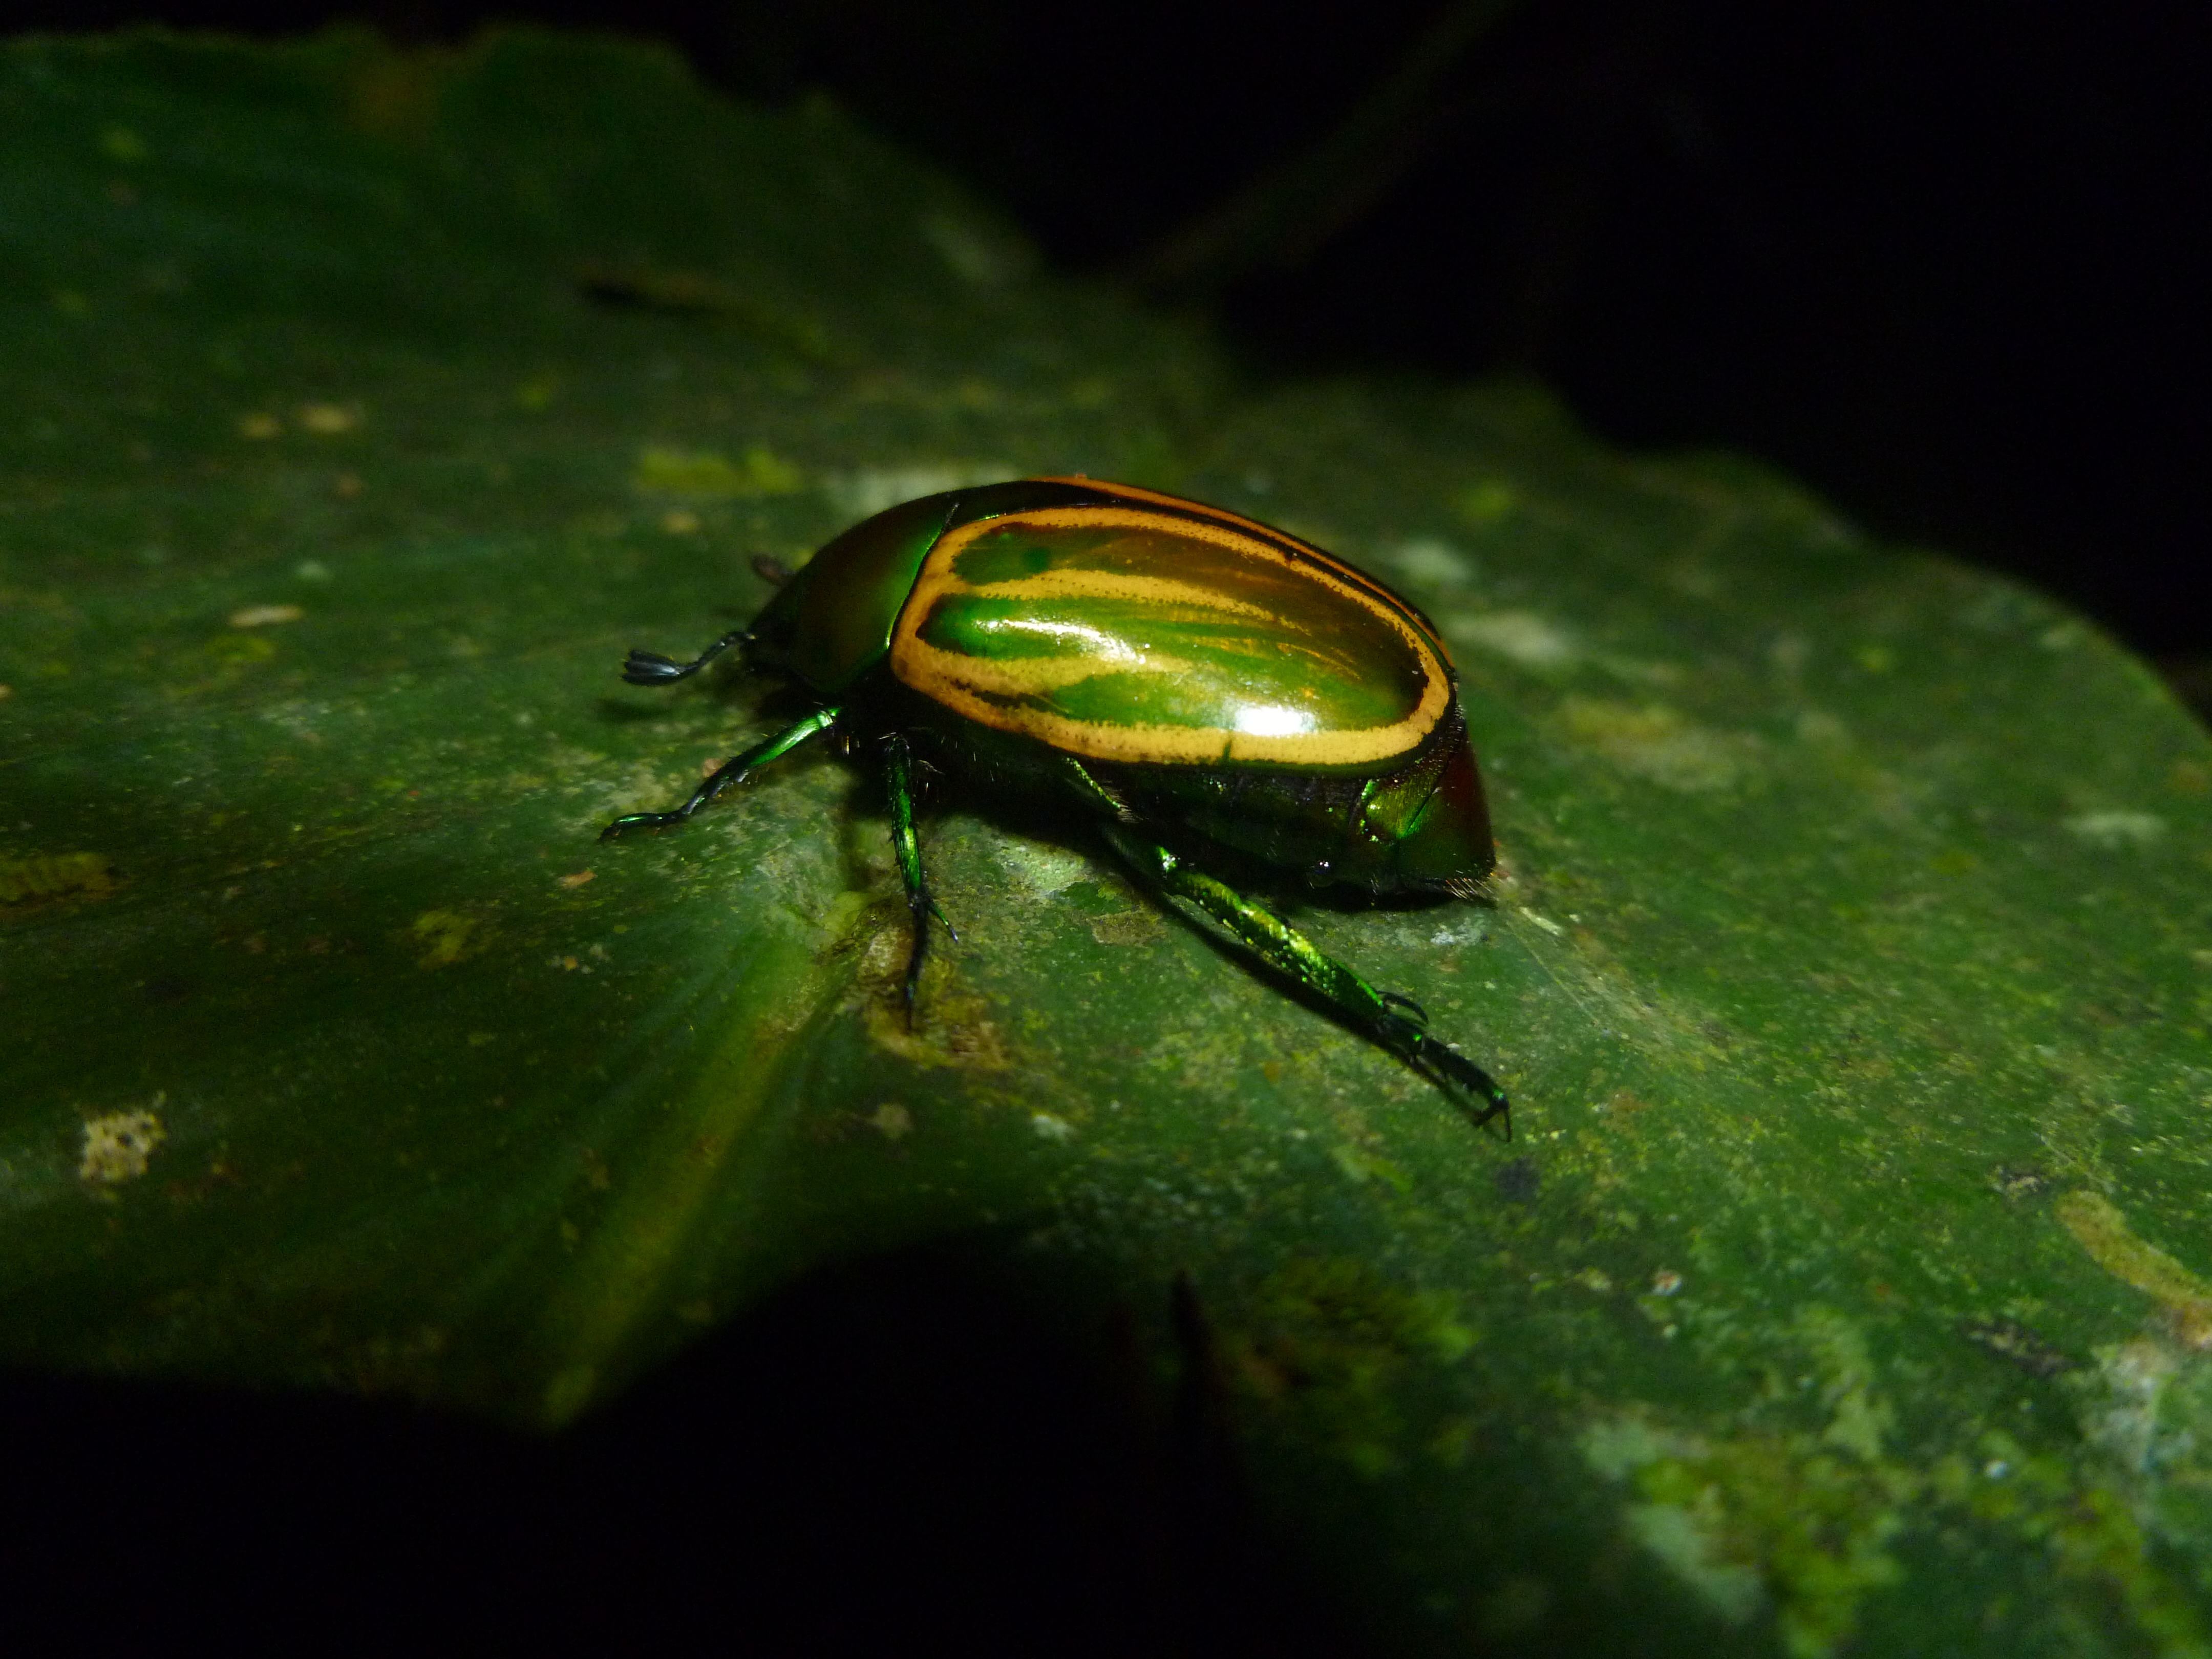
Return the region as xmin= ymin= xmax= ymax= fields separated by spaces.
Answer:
xmin=601 ymin=477 xmax=1510 ymax=1136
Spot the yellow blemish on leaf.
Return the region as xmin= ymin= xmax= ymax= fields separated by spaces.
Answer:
xmin=632 ymin=444 xmax=803 ymax=498
xmin=100 ymin=125 xmax=146 ymax=163
xmin=204 ymin=632 xmax=276 ymax=667
xmin=238 ymin=411 xmax=281 ymax=439
xmin=858 ymin=927 xmax=1008 ymax=1071
xmin=1087 ymin=908 xmax=1165 ymax=947
xmin=228 ymin=604 xmax=304 ymax=628
xmin=2056 ymin=1190 xmax=2212 ymax=1347
xmin=867 ymin=1102 xmax=913 ymax=1140
xmin=80 ymin=1099 xmax=165 ymax=1184
xmin=659 ymin=508 xmax=701 ymax=535
xmin=349 ymin=48 xmax=446 ymax=134
xmin=1 ymin=850 xmax=114 ymax=905
xmin=1456 ymin=479 xmax=1519 ymax=523
xmin=297 ymin=402 xmax=360 ymax=435
xmin=410 ymin=909 xmax=483 ymax=968
xmin=1332 ymin=1144 xmax=1411 ymax=1192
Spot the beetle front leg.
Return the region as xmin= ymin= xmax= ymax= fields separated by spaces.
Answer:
xmin=1100 ymin=825 xmax=1509 ymax=1138
xmin=616 ymin=627 xmax=752 ymax=686
xmin=600 ymin=707 xmax=839 ymax=839
xmin=881 ymin=733 xmax=956 ymax=1025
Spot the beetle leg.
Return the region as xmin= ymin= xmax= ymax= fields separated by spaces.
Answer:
xmin=882 ymin=733 xmax=955 ymax=1025
xmin=1100 ymin=825 xmax=1509 ymax=1139
xmin=618 ymin=627 xmax=752 ymax=686
xmin=600 ymin=707 xmax=838 ymax=839
xmin=1378 ymin=990 xmax=1430 ymax=1026
xmin=1056 ymin=757 xmax=1139 ymax=823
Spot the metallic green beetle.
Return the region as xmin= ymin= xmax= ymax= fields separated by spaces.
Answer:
xmin=602 ymin=477 xmax=1509 ymax=1135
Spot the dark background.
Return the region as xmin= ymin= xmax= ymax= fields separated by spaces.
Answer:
xmin=3 ymin=2 xmax=2206 ymax=1646
xmin=8 ymin=0 xmax=2207 ymax=700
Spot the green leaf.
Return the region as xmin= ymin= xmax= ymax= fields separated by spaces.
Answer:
xmin=6 ymin=28 xmax=2211 ymax=1654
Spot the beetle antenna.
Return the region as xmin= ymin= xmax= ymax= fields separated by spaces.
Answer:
xmin=619 ymin=627 xmax=751 ymax=686
xmin=751 ymin=555 xmax=793 ymax=586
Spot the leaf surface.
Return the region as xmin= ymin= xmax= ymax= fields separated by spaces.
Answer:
xmin=5 ymin=29 xmax=2211 ymax=1655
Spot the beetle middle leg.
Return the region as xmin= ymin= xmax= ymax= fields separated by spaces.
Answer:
xmin=881 ymin=732 xmax=956 ymax=1025
xmin=1100 ymin=824 xmax=1509 ymax=1138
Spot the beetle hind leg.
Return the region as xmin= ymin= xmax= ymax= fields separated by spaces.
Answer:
xmin=882 ymin=734 xmax=956 ymax=1025
xmin=1100 ymin=825 xmax=1509 ymax=1139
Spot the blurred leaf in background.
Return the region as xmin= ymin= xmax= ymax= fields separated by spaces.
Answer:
xmin=4 ymin=28 xmax=2211 ymax=1655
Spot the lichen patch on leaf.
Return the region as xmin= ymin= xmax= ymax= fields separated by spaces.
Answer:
xmin=2055 ymin=1189 xmax=2212 ymax=1346
xmin=1581 ymin=1409 xmax=1908 ymax=1656
xmin=1222 ymin=1258 xmax=1476 ymax=1477
xmin=1582 ymin=1311 xmax=1912 ymax=1657
xmin=0 ymin=850 xmax=114 ymax=905
xmin=632 ymin=444 xmax=802 ymax=498
xmin=408 ymin=909 xmax=487 ymax=968
xmin=79 ymin=1099 xmax=165 ymax=1184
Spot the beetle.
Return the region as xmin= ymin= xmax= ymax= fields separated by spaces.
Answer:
xmin=601 ymin=477 xmax=1509 ymax=1135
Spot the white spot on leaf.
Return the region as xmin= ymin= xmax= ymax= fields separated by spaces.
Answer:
xmin=1390 ymin=537 xmax=1473 ymax=588
xmin=1449 ymin=609 xmax=1577 ymax=669
xmin=823 ymin=462 xmax=1011 ymax=521
xmin=2066 ymin=810 xmax=2167 ymax=848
